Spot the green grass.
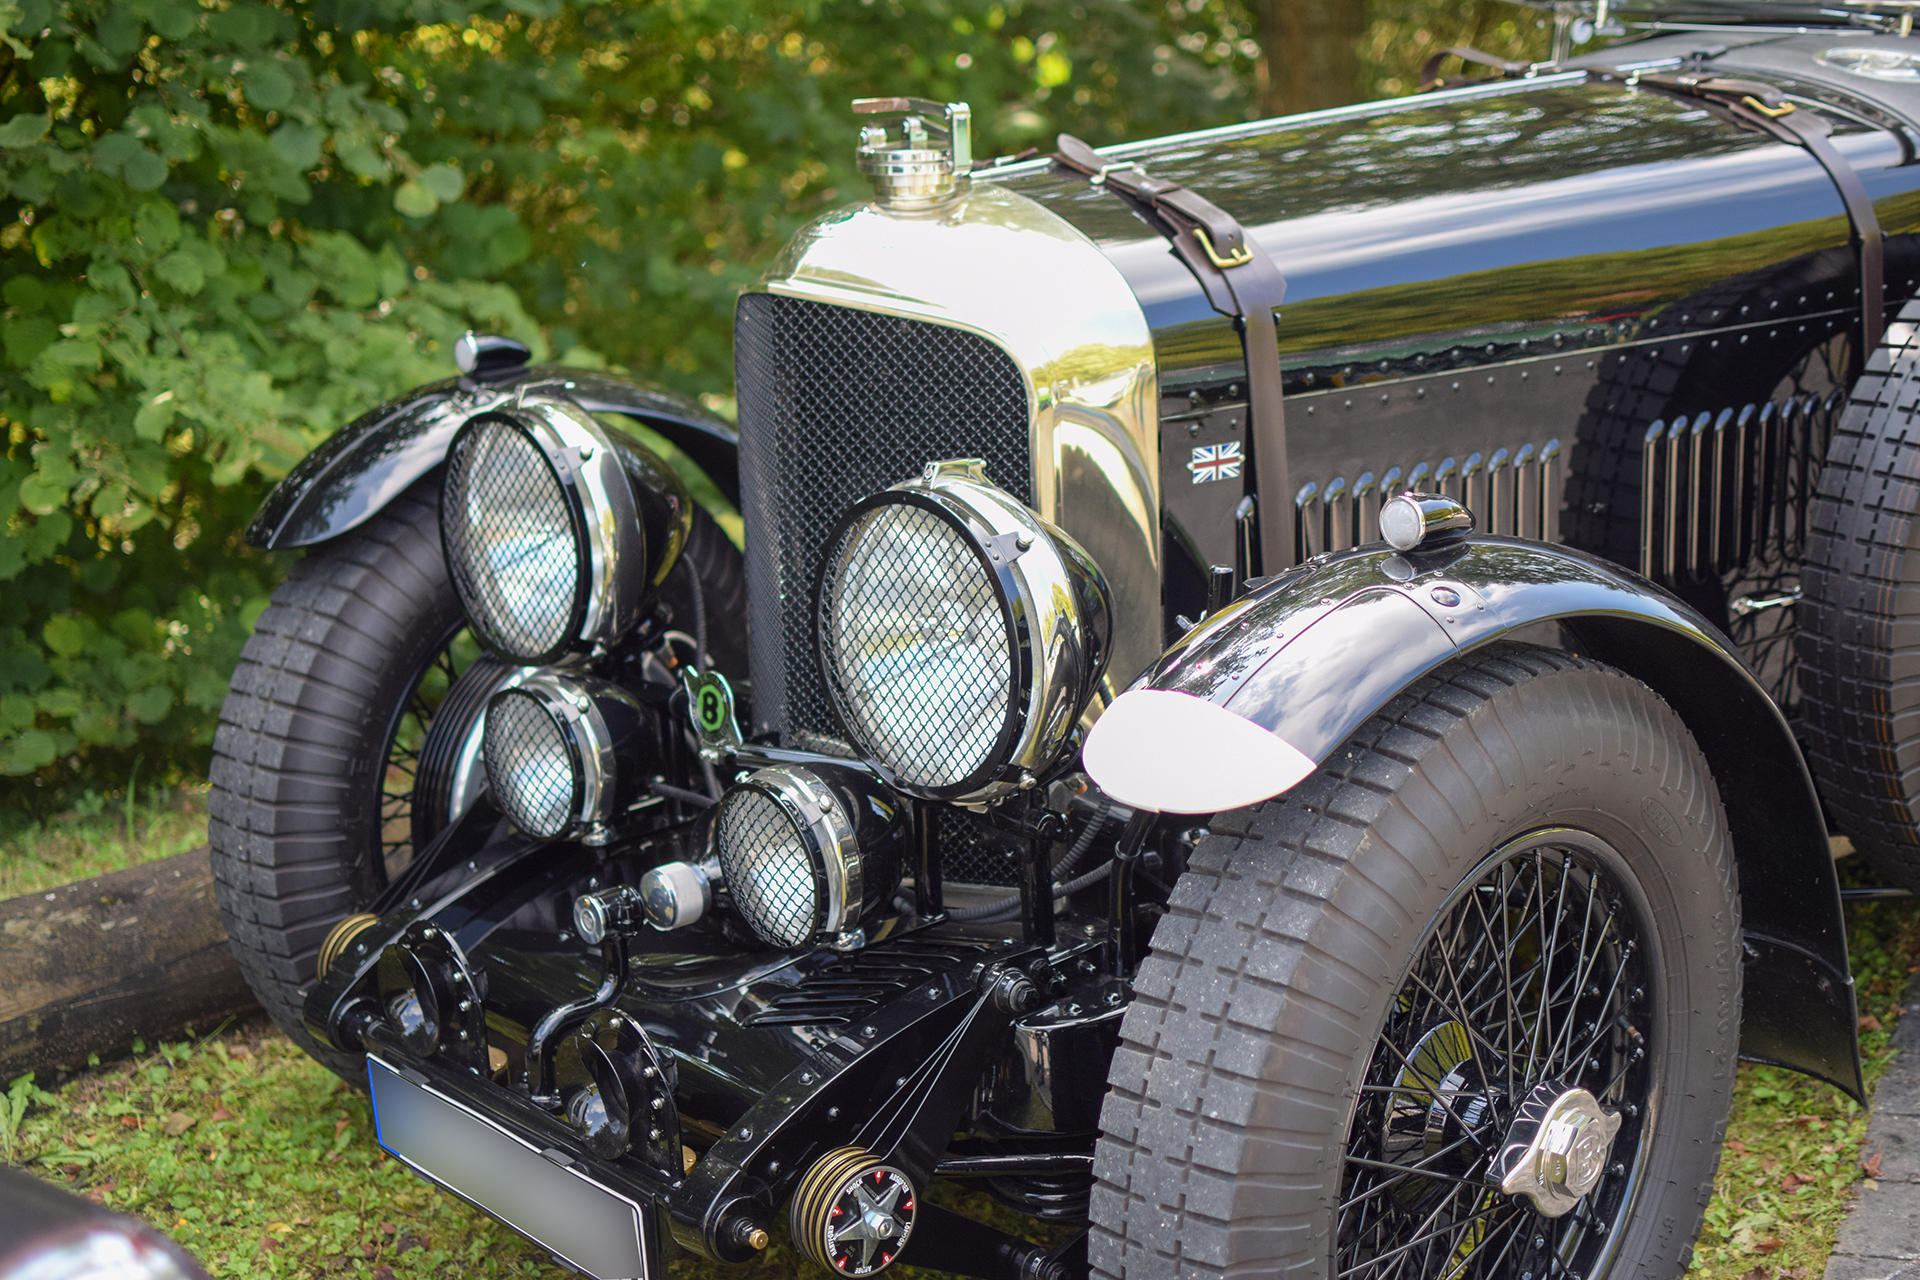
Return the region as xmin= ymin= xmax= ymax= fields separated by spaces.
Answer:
xmin=0 ymin=784 xmax=210 ymax=901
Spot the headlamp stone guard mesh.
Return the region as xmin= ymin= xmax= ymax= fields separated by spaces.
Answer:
xmin=716 ymin=788 xmax=822 ymax=948
xmin=734 ymin=293 xmax=1030 ymax=746
xmin=442 ymin=417 xmax=586 ymax=661
xmin=818 ymin=500 xmax=1018 ymax=792
xmin=483 ymin=691 xmax=579 ymax=838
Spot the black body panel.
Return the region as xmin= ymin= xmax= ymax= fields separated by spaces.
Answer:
xmin=245 ymin=368 xmax=738 ymax=550
xmin=1000 ymin=58 xmax=1920 ymax=590
xmin=1136 ymin=536 xmax=1863 ymax=1098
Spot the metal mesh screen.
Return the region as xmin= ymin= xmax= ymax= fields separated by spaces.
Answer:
xmin=442 ymin=420 xmax=578 ymax=658
xmin=734 ymin=293 xmax=1031 ymax=744
xmin=819 ymin=503 xmax=1011 ymax=790
xmin=482 ymin=691 xmax=576 ymax=838
xmin=717 ymin=788 xmax=819 ymax=947
xmin=936 ymin=807 xmax=1019 ymax=887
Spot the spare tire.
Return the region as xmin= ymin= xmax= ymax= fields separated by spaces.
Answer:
xmin=1798 ymin=295 xmax=1920 ymax=891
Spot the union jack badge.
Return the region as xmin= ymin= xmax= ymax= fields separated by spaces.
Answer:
xmin=1188 ymin=441 xmax=1242 ymax=484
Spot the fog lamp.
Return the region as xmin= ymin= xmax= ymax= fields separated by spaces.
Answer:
xmin=481 ymin=672 xmax=650 ymax=842
xmin=713 ymin=765 xmax=905 ymax=950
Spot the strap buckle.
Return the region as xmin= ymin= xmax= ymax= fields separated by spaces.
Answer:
xmin=1194 ymin=225 xmax=1253 ymax=269
xmin=1089 ymin=161 xmax=1138 ymax=188
xmin=1741 ymin=94 xmax=1796 ymax=119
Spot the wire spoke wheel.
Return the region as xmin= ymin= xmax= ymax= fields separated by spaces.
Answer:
xmin=375 ymin=625 xmax=479 ymax=887
xmin=1092 ymin=646 xmax=1735 ymax=1280
xmin=1337 ymin=832 xmax=1655 ymax=1280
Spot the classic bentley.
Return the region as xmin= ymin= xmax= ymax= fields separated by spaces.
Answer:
xmin=207 ymin=2 xmax=1920 ymax=1277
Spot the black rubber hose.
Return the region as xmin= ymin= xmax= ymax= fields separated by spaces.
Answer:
xmin=945 ymin=803 xmax=1119 ymax=922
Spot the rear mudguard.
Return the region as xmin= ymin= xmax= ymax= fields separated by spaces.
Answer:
xmin=245 ymin=367 xmax=738 ymax=549
xmin=1089 ymin=536 xmax=1862 ymax=1099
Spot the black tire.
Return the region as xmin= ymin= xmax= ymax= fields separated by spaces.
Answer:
xmin=1799 ymin=297 xmax=1920 ymax=891
xmin=1090 ymin=644 xmax=1740 ymax=1280
xmin=209 ymin=477 xmax=461 ymax=1078
xmin=209 ymin=473 xmax=746 ymax=1078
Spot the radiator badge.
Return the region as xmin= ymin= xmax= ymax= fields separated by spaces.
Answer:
xmin=1188 ymin=441 xmax=1242 ymax=484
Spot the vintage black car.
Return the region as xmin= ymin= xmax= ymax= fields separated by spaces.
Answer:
xmin=207 ymin=3 xmax=1920 ymax=1277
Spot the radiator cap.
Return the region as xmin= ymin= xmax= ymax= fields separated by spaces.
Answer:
xmin=853 ymin=98 xmax=971 ymax=210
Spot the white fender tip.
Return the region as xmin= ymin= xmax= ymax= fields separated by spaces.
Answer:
xmin=1081 ymin=689 xmax=1317 ymax=815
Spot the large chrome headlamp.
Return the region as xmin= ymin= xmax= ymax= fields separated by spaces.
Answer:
xmin=713 ymin=765 xmax=905 ymax=950
xmin=481 ymin=672 xmax=652 ymax=842
xmin=441 ymin=400 xmax=690 ymax=663
xmin=816 ymin=459 xmax=1113 ymax=803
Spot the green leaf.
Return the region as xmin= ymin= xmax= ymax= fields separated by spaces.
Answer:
xmin=41 ymin=616 xmax=85 ymax=657
xmin=133 ymin=391 xmax=177 ymax=441
xmin=154 ymin=249 xmax=205 ymax=295
xmin=3 ymin=317 xmax=56 ymax=368
xmin=392 ymin=180 xmax=437 ymax=218
xmin=418 ymin=163 xmax=464 ymax=203
xmin=127 ymin=685 xmax=171 ymax=724
xmin=245 ymin=62 xmax=294 ymax=112
xmin=0 ymin=113 xmax=49 ymax=147
xmin=121 ymin=148 xmax=168 ymax=192
xmin=270 ymin=124 xmax=323 ymax=170
xmin=134 ymin=201 xmax=181 ymax=253
xmin=0 ymin=730 xmax=57 ymax=774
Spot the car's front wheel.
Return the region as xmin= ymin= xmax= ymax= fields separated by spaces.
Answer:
xmin=1090 ymin=644 xmax=1740 ymax=1280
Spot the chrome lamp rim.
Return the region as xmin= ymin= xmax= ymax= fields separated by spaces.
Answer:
xmin=716 ymin=766 xmax=864 ymax=947
xmin=815 ymin=458 xmax=1112 ymax=805
xmin=443 ymin=400 xmax=647 ymax=665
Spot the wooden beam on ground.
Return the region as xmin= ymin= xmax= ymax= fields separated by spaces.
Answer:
xmin=0 ymin=847 xmax=259 ymax=1082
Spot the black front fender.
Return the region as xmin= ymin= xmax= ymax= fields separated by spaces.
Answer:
xmin=245 ymin=367 xmax=738 ymax=549
xmin=1112 ymin=536 xmax=1862 ymax=1099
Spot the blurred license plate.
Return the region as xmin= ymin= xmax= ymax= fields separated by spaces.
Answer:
xmin=367 ymin=1056 xmax=652 ymax=1279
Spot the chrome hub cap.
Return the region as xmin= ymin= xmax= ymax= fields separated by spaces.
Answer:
xmin=1496 ymin=1083 xmax=1624 ymax=1217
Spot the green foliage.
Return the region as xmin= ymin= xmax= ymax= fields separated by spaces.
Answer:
xmin=0 ymin=0 xmax=1252 ymax=813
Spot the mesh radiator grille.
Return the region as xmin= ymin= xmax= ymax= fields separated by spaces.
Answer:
xmin=734 ymin=293 xmax=1030 ymax=744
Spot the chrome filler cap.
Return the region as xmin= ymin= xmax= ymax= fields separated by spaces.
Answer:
xmin=853 ymin=98 xmax=971 ymax=210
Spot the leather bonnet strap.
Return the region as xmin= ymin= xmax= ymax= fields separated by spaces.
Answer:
xmin=1054 ymin=133 xmax=1296 ymax=571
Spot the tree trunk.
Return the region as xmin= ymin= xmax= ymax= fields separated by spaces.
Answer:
xmin=1255 ymin=0 xmax=1369 ymax=117
xmin=0 ymin=847 xmax=259 ymax=1082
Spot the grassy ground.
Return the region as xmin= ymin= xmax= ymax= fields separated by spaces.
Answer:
xmin=0 ymin=784 xmax=210 ymax=900
xmin=2 ymin=814 xmax=1915 ymax=1277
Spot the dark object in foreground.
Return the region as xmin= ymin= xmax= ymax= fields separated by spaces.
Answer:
xmin=0 ymin=1166 xmax=210 ymax=1280
xmin=0 ymin=847 xmax=259 ymax=1082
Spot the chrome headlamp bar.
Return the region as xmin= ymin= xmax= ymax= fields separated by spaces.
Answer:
xmin=441 ymin=399 xmax=689 ymax=664
xmin=816 ymin=458 xmax=1114 ymax=805
xmin=481 ymin=672 xmax=650 ymax=843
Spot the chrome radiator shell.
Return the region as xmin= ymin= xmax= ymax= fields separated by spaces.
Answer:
xmin=735 ymin=181 xmax=1157 ymax=744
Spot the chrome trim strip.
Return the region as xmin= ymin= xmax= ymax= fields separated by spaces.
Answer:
xmin=982 ymin=72 xmax=1593 ymax=177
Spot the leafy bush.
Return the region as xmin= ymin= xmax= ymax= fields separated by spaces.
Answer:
xmin=0 ymin=0 xmax=1257 ymax=816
